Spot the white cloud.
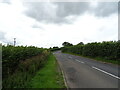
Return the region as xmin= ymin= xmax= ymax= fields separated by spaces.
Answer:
xmin=0 ymin=1 xmax=118 ymax=48
xmin=90 ymin=1 xmax=98 ymax=8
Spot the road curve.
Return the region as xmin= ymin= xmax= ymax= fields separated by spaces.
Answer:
xmin=53 ymin=51 xmax=119 ymax=88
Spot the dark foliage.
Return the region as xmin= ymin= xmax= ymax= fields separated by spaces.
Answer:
xmin=62 ymin=41 xmax=120 ymax=60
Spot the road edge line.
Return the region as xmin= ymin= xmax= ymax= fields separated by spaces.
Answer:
xmin=56 ymin=58 xmax=69 ymax=89
xmin=61 ymin=68 xmax=68 ymax=89
xmin=92 ymin=66 xmax=120 ymax=80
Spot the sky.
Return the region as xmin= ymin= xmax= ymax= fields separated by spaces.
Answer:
xmin=0 ymin=0 xmax=118 ymax=48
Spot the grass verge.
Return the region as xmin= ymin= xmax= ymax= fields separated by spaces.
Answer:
xmin=27 ymin=53 xmax=66 ymax=88
xmin=63 ymin=52 xmax=120 ymax=65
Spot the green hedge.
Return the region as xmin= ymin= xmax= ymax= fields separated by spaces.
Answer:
xmin=2 ymin=45 xmax=50 ymax=88
xmin=2 ymin=45 xmax=45 ymax=79
xmin=62 ymin=41 xmax=120 ymax=60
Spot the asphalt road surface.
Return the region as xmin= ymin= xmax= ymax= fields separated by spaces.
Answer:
xmin=53 ymin=51 xmax=120 ymax=88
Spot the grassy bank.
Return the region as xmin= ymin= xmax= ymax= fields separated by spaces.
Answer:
xmin=64 ymin=52 xmax=120 ymax=65
xmin=27 ymin=53 xmax=66 ymax=88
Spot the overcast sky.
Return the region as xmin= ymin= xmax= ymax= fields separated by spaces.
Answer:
xmin=0 ymin=0 xmax=118 ymax=48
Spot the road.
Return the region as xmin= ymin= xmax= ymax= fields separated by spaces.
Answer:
xmin=53 ymin=51 xmax=120 ymax=88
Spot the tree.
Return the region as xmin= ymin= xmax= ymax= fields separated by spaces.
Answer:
xmin=62 ymin=42 xmax=73 ymax=47
xmin=77 ymin=42 xmax=84 ymax=45
xmin=53 ymin=46 xmax=59 ymax=49
xmin=50 ymin=46 xmax=61 ymax=51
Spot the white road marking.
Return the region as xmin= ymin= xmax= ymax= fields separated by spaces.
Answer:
xmin=75 ymin=59 xmax=84 ymax=63
xmin=69 ymin=56 xmax=72 ymax=59
xmin=80 ymin=61 xmax=84 ymax=63
xmin=92 ymin=66 xmax=120 ymax=80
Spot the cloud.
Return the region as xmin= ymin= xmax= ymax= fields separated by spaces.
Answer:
xmin=0 ymin=31 xmax=13 ymax=44
xmin=91 ymin=2 xmax=118 ymax=17
xmin=1 ymin=0 xmax=11 ymax=4
xmin=24 ymin=2 xmax=117 ymax=24
xmin=0 ymin=1 xmax=118 ymax=48
xmin=24 ymin=2 xmax=59 ymax=23
xmin=54 ymin=2 xmax=90 ymax=18
xmin=32 ymin=24 xmax=43 ymax=29
xmin=24 ymin=2 xmax=90 ymax=24
xmin=0 ymin=32 xmax=6 ymax=42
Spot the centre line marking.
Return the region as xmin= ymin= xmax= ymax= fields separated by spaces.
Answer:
xmin=75 ymin=59 xmax=84 ymax=63
xmin=92 ymin=66 xmax=120 ymax=80
xmin=80 ymin=61 xmax=84 ymax=63
xmin=69 ymin=56 xmax=72 ymax=59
